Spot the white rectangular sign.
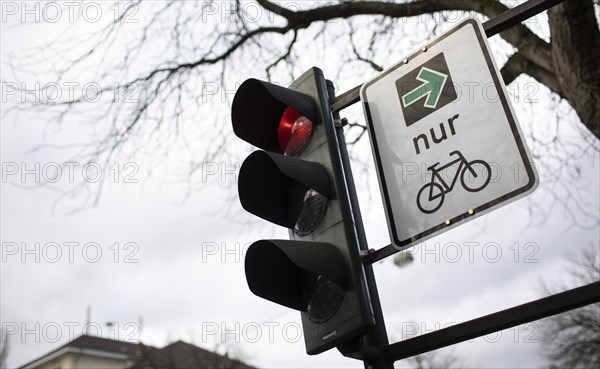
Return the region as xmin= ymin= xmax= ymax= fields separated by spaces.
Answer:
xmin=360 ymin=19 xmax=538 ymax=248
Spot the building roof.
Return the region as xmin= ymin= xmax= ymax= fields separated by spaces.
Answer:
xmin=68 ymin=334 xmax=155 ymax=356
xmin=18 ymin=334 xmax=156 ymax=369
xmin=128 ymin=340 xmax=256 ymax=369
xmin=18 ymin=335 xmax=256 ymax=369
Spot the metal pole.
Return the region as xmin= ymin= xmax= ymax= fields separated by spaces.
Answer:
xmin=327 ymin=81 xmax=393 ymax=369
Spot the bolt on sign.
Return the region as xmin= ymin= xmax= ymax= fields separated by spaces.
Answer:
xmin=360 ymin=18 xmax=538 ymax=249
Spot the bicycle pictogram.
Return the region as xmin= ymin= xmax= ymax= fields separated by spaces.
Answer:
xmin=416 ymin=150 xmax=491 ymax=214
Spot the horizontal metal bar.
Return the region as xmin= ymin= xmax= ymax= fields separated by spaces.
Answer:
xmin=385 ymin=281 xmax=600 ymax=362
xmin=362 ymin=244 xmax=397 ymax=266
xmin=330 ymin=0 xmax=565 ymax=113
xmin=330 ymin=84 xmax=362 ymax=114
xmin=330 ymin=83 xmax=360 ymax=113
xmin=484 ymin=0 xmax=565 ymax=37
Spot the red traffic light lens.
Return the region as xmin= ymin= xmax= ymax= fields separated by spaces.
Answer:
xmin=278 ymin=106 xmax=314 ymax=156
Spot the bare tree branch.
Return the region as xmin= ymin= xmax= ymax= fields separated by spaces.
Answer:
xmin=501 ymin=52 xmax=562 ymax=96
xmin=5 ymin=0 xmax=598 ymax=219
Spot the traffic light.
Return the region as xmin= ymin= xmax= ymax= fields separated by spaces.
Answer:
xmin=232 ymin=67 xmax=375 ymax=355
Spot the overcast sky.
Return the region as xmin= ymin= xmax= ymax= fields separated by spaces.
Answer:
xmin=1 ymin=2 xmax=599 ymax=369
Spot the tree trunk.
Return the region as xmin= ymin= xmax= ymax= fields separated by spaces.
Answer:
xmin=548 ymin=0 xmax=600 ymax=139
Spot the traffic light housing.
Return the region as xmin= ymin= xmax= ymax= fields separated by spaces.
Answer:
xmin=232 ymin=67 xmax=375 ymax=354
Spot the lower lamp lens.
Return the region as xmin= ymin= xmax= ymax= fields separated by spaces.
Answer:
xmin=301 ymin=271 xmax=345 ymax=323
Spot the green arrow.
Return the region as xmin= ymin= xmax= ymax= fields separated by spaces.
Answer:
xmin=402 ymin=67 xmax=448 ymax=109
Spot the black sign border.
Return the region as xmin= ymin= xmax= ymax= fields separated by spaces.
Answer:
xmin=361 ymin=19 xmax=537 ymax=249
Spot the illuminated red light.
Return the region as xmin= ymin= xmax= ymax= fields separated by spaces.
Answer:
xmin=278 ymin=106 xmax=314 ymax=156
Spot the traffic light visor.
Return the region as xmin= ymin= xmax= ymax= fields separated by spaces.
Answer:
xmin=245 ymin=240 xmax=347 ymax=312
xmin=232 ymin=79 xmax=317 ymax=153
xmin=238 ymin=151 xmax=331 ymax=233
